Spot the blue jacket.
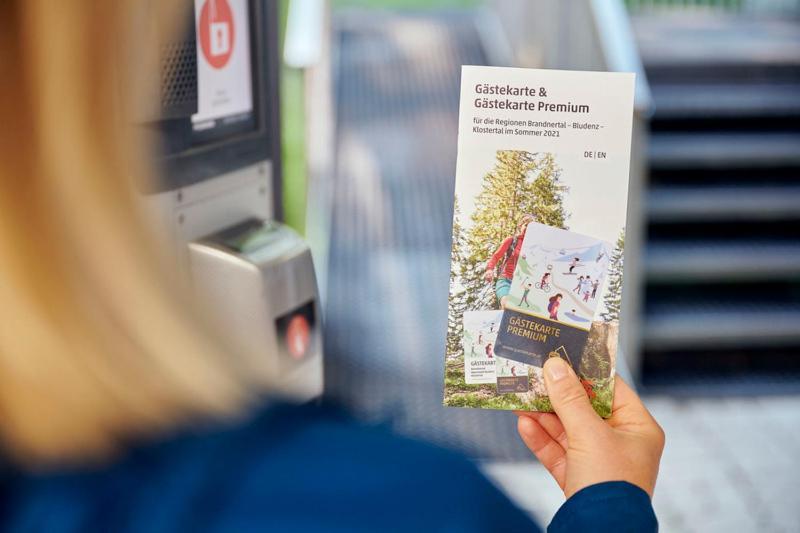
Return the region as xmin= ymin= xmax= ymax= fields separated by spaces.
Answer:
xmin=1 ymin=404 xmax=656 ymax=532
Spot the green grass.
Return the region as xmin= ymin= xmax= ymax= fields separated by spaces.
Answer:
xmin=443 ymin=356 xmax=554 ymax=412
xmin=444 ymin=354 xmax=614 ymax=416
xmin=589 ymin=377 xmax=614 ymax=418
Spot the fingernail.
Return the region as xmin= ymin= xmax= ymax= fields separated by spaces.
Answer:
xmin=545 ymin=358 xmax=568 ymax=382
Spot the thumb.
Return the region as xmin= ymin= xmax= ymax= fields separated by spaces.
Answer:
xmin=543 ymin=357 xmax=602 ymax=437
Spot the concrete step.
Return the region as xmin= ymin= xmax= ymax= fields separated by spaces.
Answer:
xmin=640 ymin=372 xmax=800 ymax=396
xmin=649 ymin=132 xmax=800 ymax=170
xmin=646 ymin=241 xmax=800 ymax=281
xmin=647 ymin=184 xmax=800 ymax=223
xmin=645 ymin=62 xmax=800 ymax=85
xmin=633 ymin=13 xmax=800 ymax=84
xmin=643 ymin=304 xmax=800 ymax=349
xmin=651 ymin=83 xmax=800 ymax=120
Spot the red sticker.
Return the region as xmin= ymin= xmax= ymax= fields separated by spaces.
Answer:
xmin=286 ymin=315 xmax=310 ymax=360
xmin=198 ymin=0 xmax=235 ymax=69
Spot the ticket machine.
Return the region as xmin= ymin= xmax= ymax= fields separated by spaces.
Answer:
xmin=138 ymin=0 xmax=323 ymax=401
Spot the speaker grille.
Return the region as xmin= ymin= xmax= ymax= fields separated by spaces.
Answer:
xmin=159 ymin=40 xmax=198 ymax=119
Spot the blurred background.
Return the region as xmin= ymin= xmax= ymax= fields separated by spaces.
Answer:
xmin=277 ymin=0 xmax=800 ymax=530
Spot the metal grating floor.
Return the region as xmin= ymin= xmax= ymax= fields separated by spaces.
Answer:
xmin=323 ymin=11 xmax=530 ymax=460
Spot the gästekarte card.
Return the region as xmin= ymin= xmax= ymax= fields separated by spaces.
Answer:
xmin=443 ymin=66 xmax=634 ymax=417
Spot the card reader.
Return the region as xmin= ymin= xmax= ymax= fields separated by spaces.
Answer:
xmin=187 ymin=218 xmax=323 ymax=401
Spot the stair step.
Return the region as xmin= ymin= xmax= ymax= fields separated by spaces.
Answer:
xmin=641 ymin=374 xmax=800 ymax=397
xmin=646 ymin=241 xmax=800 ymax=281
xmin=647 ymin=185 xmax=800 ymax=222
xmin=649 ymin=132 xmax=800 ymax=170
xmin=634 ymin=16 xmax=800 ymax=384
xmin=645 ymin=62 xmax=800 ymax=85
xmin=633 ymin=13 xmax=800 ymax=84
xmin=643 ymin=305 xmax=800 ymax=349
xmin=651 ymin=83 xmax=800 ymax=120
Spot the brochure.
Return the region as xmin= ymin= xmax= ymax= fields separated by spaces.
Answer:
xmin=443 ymin=66 xmax=634 ymax=417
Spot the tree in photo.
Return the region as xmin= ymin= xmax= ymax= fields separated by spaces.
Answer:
xmin=530 ymin=153 xmax=569 ymax=228
xmin=446 ymin=197 xmax=468 ymax=358
xmin=461 ymin=151 xmax=568 ymax=311
xmin=601 ymin=228 xmax=625 ymax=322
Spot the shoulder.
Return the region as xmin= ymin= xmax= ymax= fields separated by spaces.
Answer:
xmin=183 ymin=403 xmax=536 ymax=531
xmin=3 ymin=403 xmax=536 ymax=532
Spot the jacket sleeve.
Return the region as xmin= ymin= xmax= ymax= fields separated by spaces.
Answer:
xmin=486 ymin=237 xmax=512 ymax=271
xmin=548 ymin=481 xmax=657 ymax=533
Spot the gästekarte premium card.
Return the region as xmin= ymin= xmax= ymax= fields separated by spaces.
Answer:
xmin=443 ymin=66 xmax=634 ymax=417
xmin=493 ymin=222 xmax=612 ymax=367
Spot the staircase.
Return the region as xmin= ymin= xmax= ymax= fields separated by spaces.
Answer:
xmin=633 ymin=13 xmax=800 ymax=391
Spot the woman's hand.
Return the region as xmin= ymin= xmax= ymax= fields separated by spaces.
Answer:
xmin=484 ymin=269 xmax=496 ymax=283
xmin=516 ymin=358 xmax=664 ymax=498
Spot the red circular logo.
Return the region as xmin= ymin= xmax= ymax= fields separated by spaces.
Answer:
xmin=198 ymin=0 xmax=235 ymax=69
xmin=286 ymin=315 xmax=311 ymax=360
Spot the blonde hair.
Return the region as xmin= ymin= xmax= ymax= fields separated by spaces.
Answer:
xmin=0 ymin=1 xmax=252 ymax=465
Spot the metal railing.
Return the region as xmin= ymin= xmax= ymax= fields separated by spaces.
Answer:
xmin=487 ymin=0 xmax=653 ymax=117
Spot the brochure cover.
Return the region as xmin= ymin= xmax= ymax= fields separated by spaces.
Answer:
xmin=443 ymin=66 xmax=634 ymax=417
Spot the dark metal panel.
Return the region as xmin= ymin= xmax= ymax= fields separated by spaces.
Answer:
xmin=146 ymin=0 xmax=284 ymax=222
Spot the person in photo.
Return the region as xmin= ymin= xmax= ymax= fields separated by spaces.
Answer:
xmin=520 ymin=281 xmax=533 ymax=307
xmin=485 ymin=342 xmax=494 ymax=359
xmin=591 ymin=279 xmax=600 ymax=299
xmin=548 ymin=293 xmax=563 ymax=320
xmin=573 ymin=275 xmax=584 ymax=293
xmin=582 ymin=275 xmax=592 ymax=302
xmin=538 ymin=272 xmax=551 ymax=291
xmin=568 ymin=257 xmax=580 ymax=273
xmin=485 ymin=214 xmax=535 ymax=309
